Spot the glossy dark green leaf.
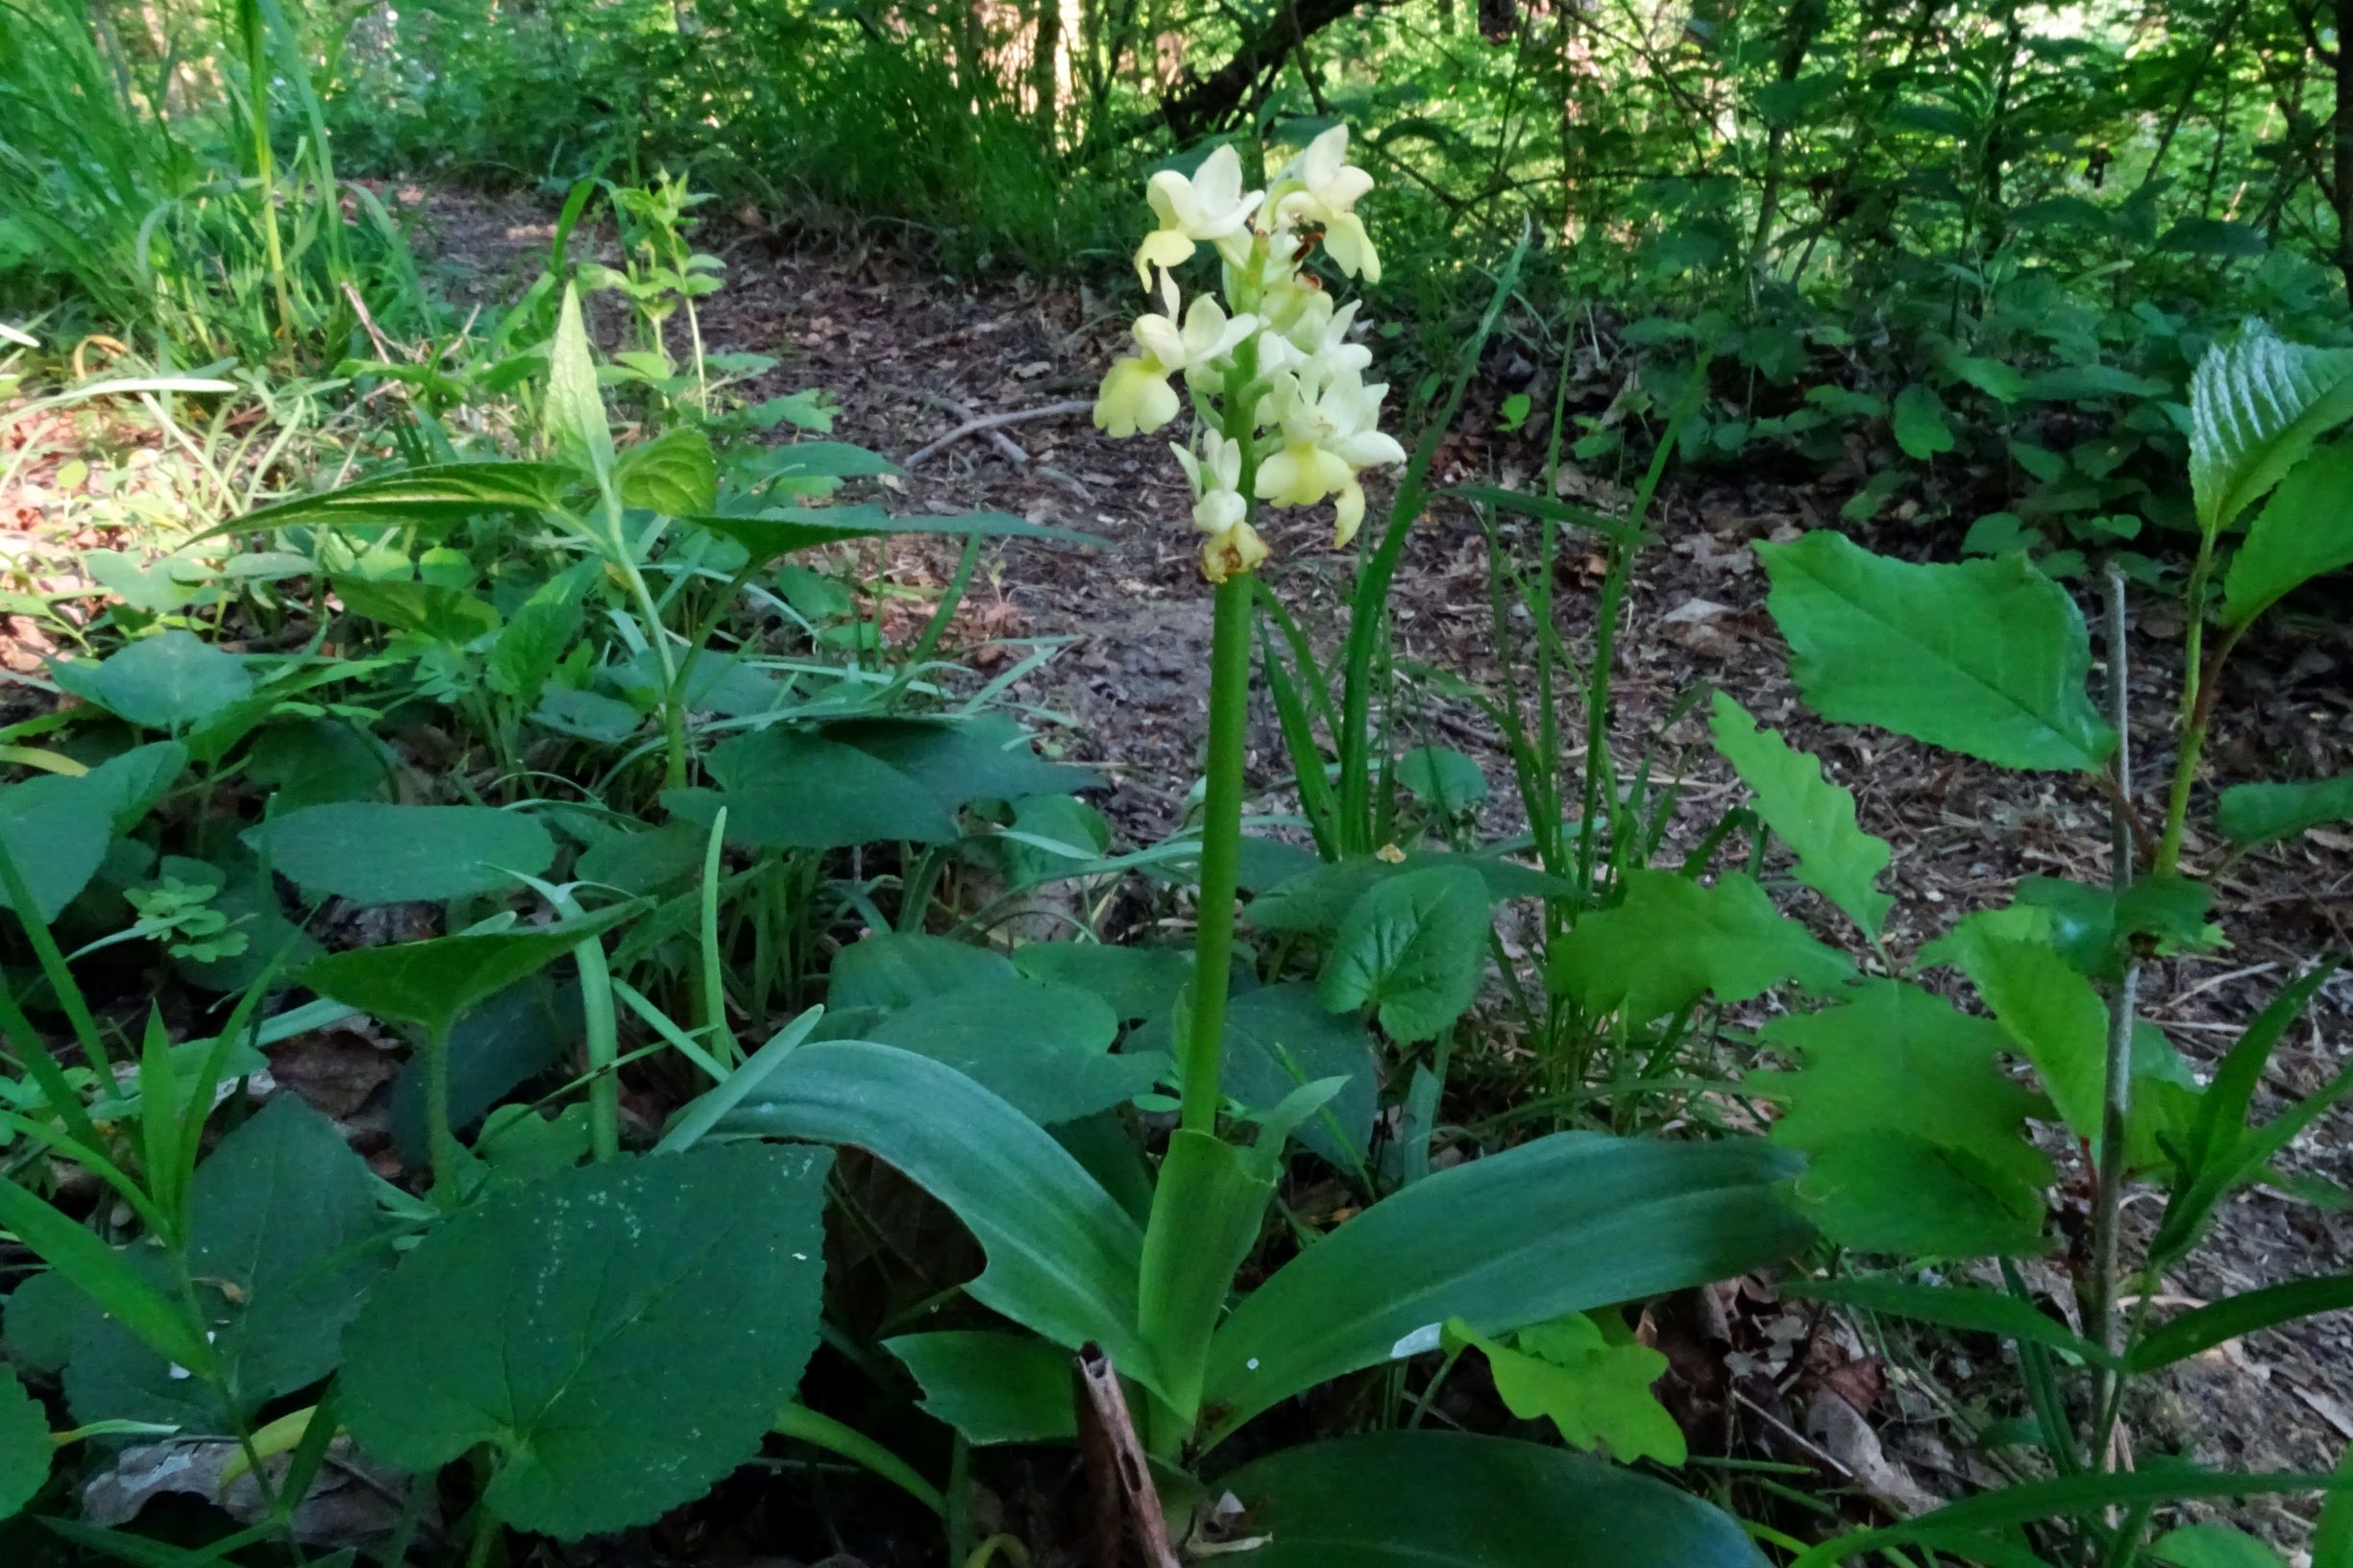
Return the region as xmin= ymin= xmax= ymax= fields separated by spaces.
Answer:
xmin=2222 ymin=438 xmax=2353 ymax=625
xmin=246 ymin=802 xmax=555 ymax=906
xmin=1218 ymin=1432 xmax=1767 ymax=1566
xmin=885 ymin=1331 xmax=1076 ymax=1444
xmin=866 ymin=978 xmax=1164 ymax=1124
xmin=1758 ymin=531 xmax=2115 ymax=772
xmin=342 ymin=1144 xmax=830 ymax=1537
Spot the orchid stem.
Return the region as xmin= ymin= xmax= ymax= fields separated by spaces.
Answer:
xmin=1180 ymin=571 xmax=1254 ymax=1137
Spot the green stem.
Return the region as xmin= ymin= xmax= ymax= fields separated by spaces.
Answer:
xmin=1181 ymin=572 xmax=1255 ymax=1137
xmin=773 ymin=1403 xmax=944 ymax=1515
xmin=2154 ymin=540 xmax=2216 ymax=875
xmin=613 ymin=505 xmax=690 ymax=789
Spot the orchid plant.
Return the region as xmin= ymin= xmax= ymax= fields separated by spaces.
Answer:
xmin=1091 ymin=126 xmax=1408 ymax=1149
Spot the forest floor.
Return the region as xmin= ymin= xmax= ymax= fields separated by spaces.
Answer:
xmin=127 ymin=188 xmax=2353 ymax=1545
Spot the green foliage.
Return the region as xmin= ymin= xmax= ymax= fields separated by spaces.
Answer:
xmin=1317 ymin=863 xmax=1490 ymax=1041
xmin=1446 ymin=1313 xmax=1688 ymax=1465
xmin=342 ymin=1144 xmax=831 ymax=1536
xmin=1758 ymin=531 xmax=2115 ymax=772
xmin=246 ymin=803 xmax=557 ymax=905
xmin=0 ymin=1365 xmax=49 ymax=1520
xmin=1547 ymin=870 xmax=1853 ymax=1024
xmin=1707 ymin=693 xmax=1893 ymax=941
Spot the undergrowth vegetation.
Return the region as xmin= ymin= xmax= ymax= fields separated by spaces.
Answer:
xmin=3 ymin=1 xmax=2353 ymax=1565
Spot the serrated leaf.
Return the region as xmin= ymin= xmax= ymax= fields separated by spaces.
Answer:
xmin=245 ymin=802 xmax=555 ymax=905
xmin=1757 ymin=531 xmax=2116 ymax=772
xmin=2189 ymin=323 xmax=2353 ymax=537
xmin=0 ymin=1365 xmax=48 ymax=1520
xmin=2217 ymin=774 xmax=2353 ymax=846
xmin=217 ymin=462 xmax=577 ymax=540
xmin=680 ymin=504 xmax=1095 ymax=567
xmin=2221 ymin=438 xmax=2353 ymax=627
xmin=341 ymin=1145 xmax=830 ymax=1537
xmin=1758 ymin=983 xmax=2050 ymax=1256
xmin=1928 ymin=908 xmax=2107 ymax=1139
xmin=1709 ymin=693 xmax=1893 ymax=940
xmin=1546 ymin=870 xmax=1854 ymax=1024
xmin=1317 ymin=864 xmax=1490 ymax=1041
xmin=613 ymin=427 xmax=718 ymax=514
xmin=1893 ymin=383 xmax=1957 ymax=458
xmin=1446 ymin=1313 xmax=1686 ymax=1465
xmin=543 ymin=284 xmax=615 ymax=482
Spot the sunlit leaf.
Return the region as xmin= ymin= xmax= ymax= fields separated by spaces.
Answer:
xmin=1709 ymin=693 xmax=1893 ymax=940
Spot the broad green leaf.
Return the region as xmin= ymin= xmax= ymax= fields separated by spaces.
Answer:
xmin=1781 ymin=1278 xmax=2116 ymax=1370
xmin=2218 ymin=775 xmax=2353 ymax=846
xmin=2223 ymin=437 xmax=2353 ymax=625
xmin=1140 ymin=1129 xmax=1275 ymax=1420
xmin=1943 ymin=354 xmax=2032 ymax=404
xmin=66 ymin=1097 xmax=391 ymax=1429
xmin=676 ymin=718 xmax=1095 ymax=852
xmin=700 ymin=1041 xmax=1156 ymax=1391
xmin=1396 ymin=746 xmax=1488 ymax=813
xmin=1757 ymin=531 xmax=2115 ymax=772
xmin=3 ymin=1271 xmax=85 ymax=1374
xmin=865 ymin=978 xmax=1165 ymax=1124
xmin=1217 ymin=983 xmax=1377 ymax=1169
xmin=1928 ymin=908 xmax=2107 ymax=1139
xmin=49 ymin=631 xmax=253 ymax=732
xmin=1218 ymin=1432 xmax=1768 ymax=1567
xmin=1445 ymin=1313 xmax=1686 ymax=1465
xmin=681 ymin=505 xmax=1095 ymax=568
xmin=341 ymin=1144 xmax=830 ymax=1537
xmin=0 ymin=1181 xmax=211 ymax=1375
xmin=0 ymin=772 xmax=113 ymax=922
xmin=1547 ymin=870 xmax=1854 ymax=1025
xmin=1709 ymin=693 xmax=1893 ymax=940
xmin=1013 ymin=943 xmax=1193 ymax=1020
xmin=217 ymin=462 xmax=577 ymax=538
xmin=2188 ymin=323 xmax=2353 ymax=537
xmin=331 ymin=576 xmax=501 ymax=643
xmin=297 ymin=904 xmax=637 ymax=1042
xmin=827 ymin=933 xmax=1018 ymax=1012
xmin=1317 ymin=864 xmax=1489 ymax=1042
xmin=0 ymin=1365 xmax=45 ymax=1520
xmin=487 ymin=563 xmax=596 ymax=704
xmin=1757 ymin=982 xmax=2049 ymax=1256
xmin=543 ymin=284 xmax=615 ymax=482
xmin=575 ymin=821 xmax=706 ymax=896
xmin=1202 ymin=1133 xmax=1807 ymax=1442
xmin=245 ymin=802 xmax=555 ymax=905
xmin=2149 ymin=1523 xmax=2287 ymax=1568
xmin=1892 ymin=383 xmax=1956 ymax=459
xmin=2130 ymin=1273 xmax=2353 ymax=1373
xmin=613 ymin=427 xmax=717 ymax=514
xmin=1251 ymin=851 xmax=1567 ymax=937
xmin=389 ymin=979 xmax=581 ymax=1167
xmin=885 ymin=1331 xmax=1077 ymax=1444
xmin=247 ymin=721 xmax=388 ymax=809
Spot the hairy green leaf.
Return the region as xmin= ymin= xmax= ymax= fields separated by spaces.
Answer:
xmin=543 ymin=283 xmax=615 ymax=482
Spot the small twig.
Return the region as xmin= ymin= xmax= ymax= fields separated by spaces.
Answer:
xmin=914 ymin=390 xmax=1032 ymax=466
xmin=1072 ymin=1343 xmax=1182 ymax=1568
xmin=339 ymin=280 xmax=403 ymax=364
xmin=905 ymin=400 xmax=1092 ymax=469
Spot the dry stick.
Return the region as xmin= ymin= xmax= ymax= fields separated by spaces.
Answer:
xmin=1072 ymin=1344 xmax=1183 ymax=1568
xmin=912 ymin=390 xmax=1031 ymax=465
xmin=904 ymin=400 xmax=1093 ymax=469
xmin=2089 ymin=563 xmax=2141 ymax=1477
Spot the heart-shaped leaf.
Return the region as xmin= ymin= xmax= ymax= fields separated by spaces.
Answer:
xmin=297 ymin=904 xmax=637 ymax=1041
xmin=341 ymin=1144 xmax=831 ymax=1537
xmin=49 ymin=631 xmax=254 ymax=733
xmin=246 ymin=803 xmax=555 ymax=906
xmin=1318 ymin=864 xmax=1490 ymax=1042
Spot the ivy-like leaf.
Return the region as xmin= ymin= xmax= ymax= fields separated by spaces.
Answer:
xmin=1546 ymin=870 xmax=1854 ymax=1024
xmin=1756 ymin=982 xmax=2050 ymax=1257
xmin=341 ymin=1144 xmax=832 ymax=1538
xmin=1709 ymin=693 xmax=1894 ymax=940
xmin=1445 ymin=1313 xmax=1687 ymax=1465
xmin=1318 ymin=864 xmax=1490 ymax=1041
xmin=1758 ymin=530 xmax=2115 ymax=772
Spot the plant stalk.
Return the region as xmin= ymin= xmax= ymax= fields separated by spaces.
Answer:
xmin=1180 ymin=570 xmax=1254 ymax=1137
xmin=2088 ymin=565 xmax=2138 ymax=1469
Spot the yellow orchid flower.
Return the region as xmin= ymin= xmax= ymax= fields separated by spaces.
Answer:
xmin=1134 ymin=144 xmax=1263 ymax=290
xmin=1200 ymin=519 xmax=1270 ymax=583
xmin=1093 ymin=354 xmax=1180 ymax=437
